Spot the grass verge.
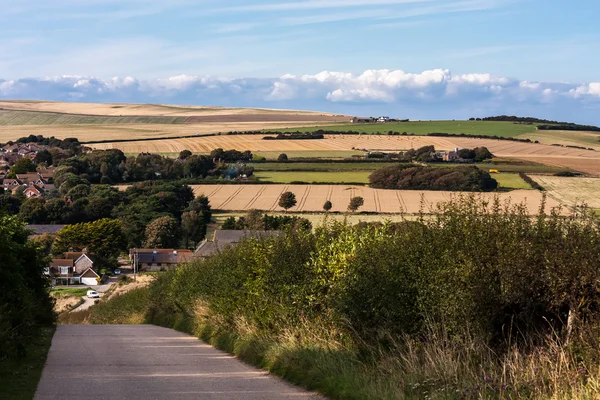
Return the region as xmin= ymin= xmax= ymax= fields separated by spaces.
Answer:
xmin=0 ymin=327 xmax=55 ymax=400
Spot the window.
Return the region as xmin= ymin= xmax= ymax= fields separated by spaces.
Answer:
xmin=60 ymin=266 xmax=70 ymax=275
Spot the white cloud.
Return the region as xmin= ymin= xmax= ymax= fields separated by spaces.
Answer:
xmin=0 ymin=69 xmax=599 ymax=123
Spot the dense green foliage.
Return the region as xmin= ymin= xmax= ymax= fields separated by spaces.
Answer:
xmin=0 ymin=214 xmax=55 ymax=360
xmin=53 ymin=219 xmax=127 ymax=268
xmin=0 ymin=326 xmax=54 ymax=400
xmin=140 ymin=200 xmax=600 ymax=398
xmin=222 ymin=210 xmax=312 ymax=231
xmin=369 ymin=165 xmax=498 ymax=191
xmin=148 ymin=199 xmax=600 ymax=344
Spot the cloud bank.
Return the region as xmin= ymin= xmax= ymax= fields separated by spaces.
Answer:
xmin=1 ymin=69 xmax=599 ymax=124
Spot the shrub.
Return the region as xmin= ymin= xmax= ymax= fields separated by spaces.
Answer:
xmin=369 ymin=165 xmax=498 ymax=191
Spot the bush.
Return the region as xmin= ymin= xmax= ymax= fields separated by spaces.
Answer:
xmin=369 ymin=165 xmax=498 ymax=191
xmin=0 ymin=215 xmax=55 ymax=359
xmin=519 ymin=172 xmax=544 ymax=190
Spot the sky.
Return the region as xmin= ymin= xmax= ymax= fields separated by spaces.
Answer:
xmin=1 ymin=0 xmax=599 ymax=123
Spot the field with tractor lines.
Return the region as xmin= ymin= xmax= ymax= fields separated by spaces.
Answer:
xmin=191 ymin=184 xmax=559 ymax=214
xmin=270 ymin=120 xmax=538 ymax=137
xmin=529 ymin=175 xmax=600 ymax=209
xmin=92 ymin=134 xmax=600 ymax=175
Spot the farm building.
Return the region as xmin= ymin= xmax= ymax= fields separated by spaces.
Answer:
xmin=130 ymin=249 xmax=193 ymax=271
xmin=195 ymin=230 xmax=282 ymax=258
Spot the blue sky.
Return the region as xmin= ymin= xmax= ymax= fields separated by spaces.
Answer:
xmin=1 ymin=0 xmax=599 ymax=123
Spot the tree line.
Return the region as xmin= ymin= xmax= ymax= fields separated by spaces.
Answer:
xmin=369 ymin=165 xmax=498 ymax=191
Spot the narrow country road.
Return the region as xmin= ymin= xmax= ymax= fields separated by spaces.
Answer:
xmin=35 ymin=325 xmax=324 ymax=400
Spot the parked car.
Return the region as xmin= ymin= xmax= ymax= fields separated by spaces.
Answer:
xmin=114 ymin=269 xmax=121 ymax=275
xmin=87 ymin=290 xmax=100 ymax=298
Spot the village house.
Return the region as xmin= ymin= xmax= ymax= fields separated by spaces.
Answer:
xmin=47 ymin=252 xmax=99 ymax=286
xmin=130 ymin=249 xmax=193 ymax=271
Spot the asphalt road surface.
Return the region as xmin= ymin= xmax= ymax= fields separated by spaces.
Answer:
xmin=35 ymin=325 xmax=324 ymax=400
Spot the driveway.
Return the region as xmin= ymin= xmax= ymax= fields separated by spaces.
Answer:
xmin=34 ymin=325 xmax=324 ymax=400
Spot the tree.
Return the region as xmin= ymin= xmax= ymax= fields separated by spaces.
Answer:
xmin=278 ymin=191 xmax=297 ymax=211
xmin=144 ymin=216 xmax=181 ymax=248
xmin=54 ymin=219 xmax=127 ymax=261
xmin=0 ymin=213 xmax=55 ymax=359
xmin=277 ymin=153 xmax=288 ymax=162
xmin=10 ymin=158 xmax=36 ymax=175
xmin=181 ymin=211 xmax=206 ymax=248
xmin=187 ymin=195 xmax=212 ymax=223
xmin=323 ymin=200 xmax=333 ymax=212
xmin=245 ymin=209 xmax=265 ymax=230
xmin=35 ymin=150 xmax=53 ymax=166
xmin=179 ymin=150 xmax=193 ymax=160
xmin=348 ymin=196 xmax=364 ymax=213
xmin=19 ymin=198 xmax=47 ymax=223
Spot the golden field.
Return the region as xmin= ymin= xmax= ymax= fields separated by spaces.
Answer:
xmin=189 ymin=184 xmax=560 ymax=215
xmin=94 ymin=134 xmax=600 ymax=176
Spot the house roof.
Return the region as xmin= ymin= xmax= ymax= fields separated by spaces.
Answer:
xmin=195 ymin=230 xmax=282 ymax=258
xmin=27 ymin=225 xmax=66 ymax=235
xmin=51 ymin=259 xmax=74 ymax=268
xmin=213 ymin=230 xmax=282 ymax=244
xmin=80 ymin=268 xmax=99 ymax=278
xmin=64 ymin=252 xmax=85 ymax=260
xmin=132 ymin=249 xmax=193 ymax=264
xmin=16 ymin=173 xmax=41 ymax=182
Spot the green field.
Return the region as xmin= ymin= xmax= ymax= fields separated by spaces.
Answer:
xmin=267 ymin=120 xmax=538 ymax=138
xmin=252 ymin=162 xmax=392 ymax=171
xmin=51 ymin=287 xmax=92 ymax=297
xmin=0 ymin=327 xmax=55 ymax=400
xmin=252 ymin=159 xmax=569 ymax=174
xmin=0 ymin=110 xmax=187 ymax=125
xmin=493 ymin=173 xmax=532 ymax=189
xmin=254 ymin=171 xmax=371 ymax=183
xmin=254 ymin=150 xmax=364 ymax=159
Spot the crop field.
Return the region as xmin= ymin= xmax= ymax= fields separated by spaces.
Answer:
xmin=525 ymin=130 xmax=600 ymax=151
xmin=0 ymin=110 xmax=187 ymax=125
xmin=254 ymin=171 xmax=371 ymax=183
xmin=0 ymin=100 xmax=345 ymax=118
xmin=529 ymin=176 xmax=600 ymax=209
xmin=270 ymin=120 xmax=538 ymax=138
xmin=93 ymin=134 xmax=600 ymax=175
xmin=191 ymin=184 xmax=559 ymax=214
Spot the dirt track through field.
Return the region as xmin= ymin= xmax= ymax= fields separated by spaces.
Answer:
xmin=191 ymin=185 xmax=561 ymax=215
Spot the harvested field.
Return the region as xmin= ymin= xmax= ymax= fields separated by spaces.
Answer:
xmin=0 ymin=110 xmax=187 ymax=125
xmin=91 ymin=134 xmax=461 ymax=153
xmin=0 ymin=122 xmax=339 ymax=144
xmin=529 ymin=176 xmax=600 ymax=209
xmin=271 ymin=120 xmax=537 ymax=138
xmin=93 ymin=135 xmax=600 ymax=175
xmin=0 ymin=101 xmax=344 ymax=117
xmin=191 ymin=184 xmax=560 ymax=215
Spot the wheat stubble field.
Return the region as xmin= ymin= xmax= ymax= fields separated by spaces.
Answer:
xmin=93 ymin=134 xmax=600 ymax=176
xmin=0 ymin=101 xmax=349 ymax=143
xmin=191 ymin=184 xmax=560 ymax=214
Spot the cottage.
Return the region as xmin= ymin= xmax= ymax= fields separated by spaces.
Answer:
xmin=130 ymin=249 xmax=193 ymax=271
